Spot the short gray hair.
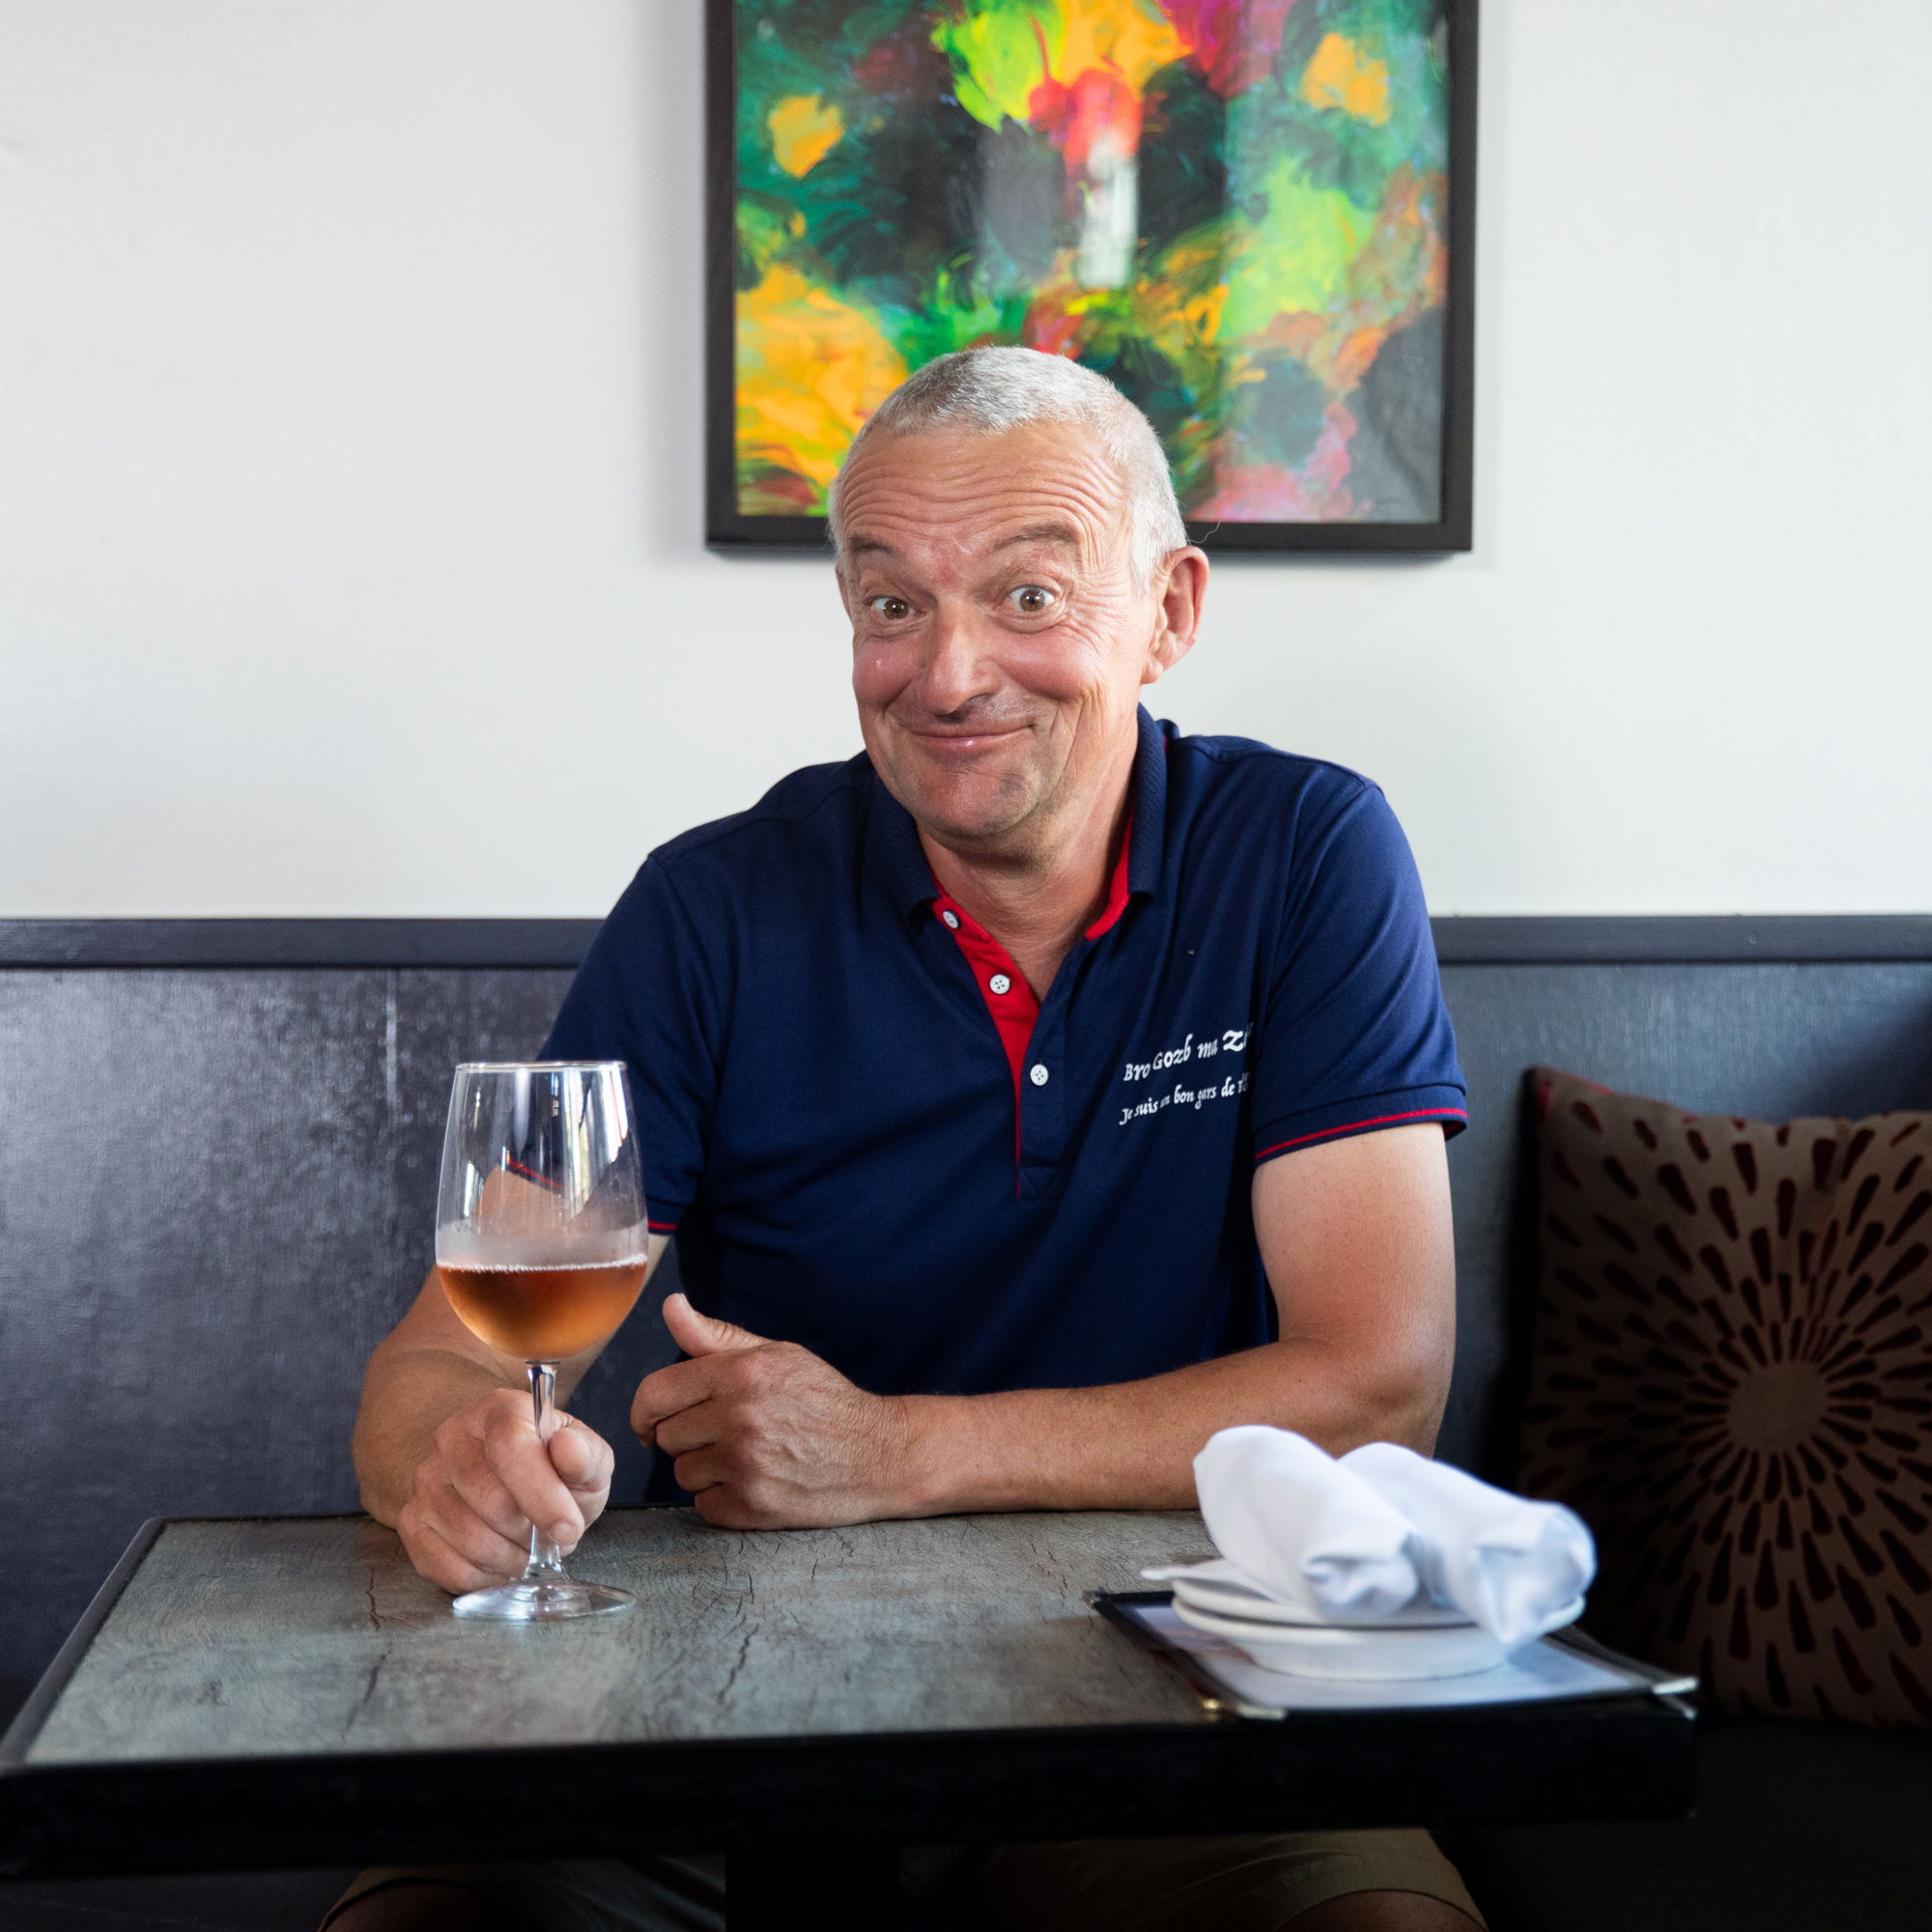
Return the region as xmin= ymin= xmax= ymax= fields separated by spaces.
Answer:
xmin=829 ymin=347 xmax=1187 ymax=591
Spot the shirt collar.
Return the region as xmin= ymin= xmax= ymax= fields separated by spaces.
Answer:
xmin=1125 ymin=702 xmax=1169 ymax=898
xmin=870 ymin=704 xmax=1169 ymax=927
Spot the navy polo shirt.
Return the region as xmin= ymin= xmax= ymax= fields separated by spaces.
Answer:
xmin=543 ymin=707 xmax=1464 ymax=1419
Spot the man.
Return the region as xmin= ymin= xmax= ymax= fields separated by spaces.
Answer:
xmin=344 ymin=349 xmax=1480 ymax=1932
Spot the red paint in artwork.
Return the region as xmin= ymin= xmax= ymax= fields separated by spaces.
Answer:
xmin=1160 ymin=0 xmax=1298 ymax=99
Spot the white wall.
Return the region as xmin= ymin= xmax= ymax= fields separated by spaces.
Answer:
xmin=2 ymin=0 xmax=1927 ymax=918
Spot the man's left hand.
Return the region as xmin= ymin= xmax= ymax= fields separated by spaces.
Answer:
xmin=632 ymin=1294 xmax=918 ymax=1527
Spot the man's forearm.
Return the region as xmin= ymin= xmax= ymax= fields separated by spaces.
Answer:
xmin=893 ymin=1337 xmax=1445 ymax=1517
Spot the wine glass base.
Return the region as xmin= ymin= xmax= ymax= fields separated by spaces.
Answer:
xmin=452 ymin=1577 xmax=634 ymax=1621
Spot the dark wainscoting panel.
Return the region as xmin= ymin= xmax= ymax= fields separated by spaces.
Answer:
xmin=1435 ymin=960 xmax=1932 ymax=1481
xmin=0 ymin=921 xmax=601 ymax=970
xmin=4 ymin=919 xmax=1931 ymax=1680
xmin=0 ymin=963 xmax=689 ymax=1681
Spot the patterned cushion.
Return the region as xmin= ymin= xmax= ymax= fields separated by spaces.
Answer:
xmin=1517 ymin=1066 xmax=1932 ymax=1726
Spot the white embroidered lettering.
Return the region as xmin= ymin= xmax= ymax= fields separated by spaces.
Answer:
xmin=1118 ymin=1022 xmax=1255 ymax=1121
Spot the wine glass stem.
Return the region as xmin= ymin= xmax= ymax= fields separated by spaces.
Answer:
xmin=524 ymin=1360 xmax=569 ymax=1582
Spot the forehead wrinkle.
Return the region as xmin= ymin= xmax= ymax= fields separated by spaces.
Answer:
xmin=838 ymin=425 xmax=1131 ymax=566
xmin=992 ymin=522 xmax=1083 ymax=555
xmin=842 ymin=487 xmax=1125 ymax=587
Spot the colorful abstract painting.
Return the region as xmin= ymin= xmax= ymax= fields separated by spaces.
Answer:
xmin=716 ymin=0 xmax=1465 ymax=543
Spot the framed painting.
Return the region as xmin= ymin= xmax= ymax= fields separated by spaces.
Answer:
xmin=705 ymin=0 xmax=1476 ymax=553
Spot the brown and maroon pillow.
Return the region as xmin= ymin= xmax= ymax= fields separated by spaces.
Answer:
xmin=1517 ymin=1065 xmax=1932 ymax=1726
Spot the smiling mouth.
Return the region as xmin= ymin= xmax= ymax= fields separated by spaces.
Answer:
xmin=902 ymin=722 xmax=1031 ymax=754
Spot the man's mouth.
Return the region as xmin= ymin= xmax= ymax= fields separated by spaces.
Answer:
xmin=900 ymin=722 xmax=1031 ymax=757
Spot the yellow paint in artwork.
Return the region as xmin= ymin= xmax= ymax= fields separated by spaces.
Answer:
xmin=1218 ymin=156 xmax=1378 ymax=339
xmin=1120 ymin=223 xmax=1231 ymax=391
xmin=932 ymin=0 xmax=1181 ymax=132
xmin=1053 ymin=0 xmax=1184 ymax=96
xmin=1299 ymin=33 xmax=1391 ymax=126
xmin=736 ymin=266 xmax=906 ymax=496
xmin=930 ymin=1 xmax=1057 ymax=130
xmin=768 ymin=94 xmax=845 ymax=177
xmin=1180 ymin=282 xmax=1227 ymax=347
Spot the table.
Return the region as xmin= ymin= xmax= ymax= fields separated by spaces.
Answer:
xmin=0 ymin=1509 xmax=1693 ymax=1905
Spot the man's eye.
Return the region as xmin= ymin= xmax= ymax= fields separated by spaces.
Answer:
xmin=1009 ymin=585 xmax=1054 ymax=616
xmin=869 ymin=596 xmax=912 ymax=621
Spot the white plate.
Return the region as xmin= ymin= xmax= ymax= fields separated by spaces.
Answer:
xmin=1172 ymin=1600 xmax=1510 ymax=1680
xmin=1171 ymin=1572 xmax=1473 ymax=1630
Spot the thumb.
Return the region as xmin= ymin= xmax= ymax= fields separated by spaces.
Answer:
xmin=661 ymin=1291 xmax=767 ymax=1358
xmin=547 ymin=1415 xmax=614 ymax=1497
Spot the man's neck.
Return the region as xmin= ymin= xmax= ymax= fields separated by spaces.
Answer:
xmin=918 ymin=737 xmax=1136 ymax=1001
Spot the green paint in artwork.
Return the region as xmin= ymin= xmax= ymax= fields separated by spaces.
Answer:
xmin=1219 ymin=156 xmax=1378 ymax=336
xmin=929 ymin=0 xmax=1058 ymax=131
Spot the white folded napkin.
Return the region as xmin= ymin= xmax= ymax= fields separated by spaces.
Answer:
xmin=1191 ymin=1425 xmax=1422 ymax=1622
xmin=1184 ymin=1426 xmax=1594 ymax=1647
xmin=1342 ymin=1440 xmax=1596 ymax=1648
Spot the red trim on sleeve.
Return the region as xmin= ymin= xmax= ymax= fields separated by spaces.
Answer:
xmin=646 ymin=1218 xmax=681 ymax=1233
xmin=1253 ymin=1107 xmax=1469 ymax=1161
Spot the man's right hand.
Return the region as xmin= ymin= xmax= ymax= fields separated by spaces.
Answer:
xmin=394 ymin=1385 xmax=616 ymax=1595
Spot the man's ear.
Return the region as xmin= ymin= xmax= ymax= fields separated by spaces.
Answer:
xmin=1143 ymin=548 xmax=1209 ymax=685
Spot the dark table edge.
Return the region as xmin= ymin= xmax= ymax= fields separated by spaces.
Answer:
xmin=0 ymin=1515 xmax=1696 ymax=1881
xmin=0 ymin=1700 xmax=1696 ymax=1882
xmin=0 ymin=1518 xmax=160 ymax=1770
xmin=2 ymin=916 xmax=1930 ymax=971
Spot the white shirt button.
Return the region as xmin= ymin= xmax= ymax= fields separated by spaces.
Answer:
xmin=1029 ymin=1064 xmax=1050 ymax=1087
xmin=989 ymin=974 xmax=1011 ymax=995
xmin=940 ymin=909 xmax=960 ymax=929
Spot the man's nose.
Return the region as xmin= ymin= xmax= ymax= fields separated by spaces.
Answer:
xmin=916 ymin=605 xmax=999 ymax=716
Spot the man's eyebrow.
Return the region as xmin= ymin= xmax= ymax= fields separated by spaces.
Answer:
xmin=994 ymin=522 xmax=1082 ymax=553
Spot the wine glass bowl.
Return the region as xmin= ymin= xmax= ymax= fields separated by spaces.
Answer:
xmin=435 ymin=1061 xmax=649 ymax=1621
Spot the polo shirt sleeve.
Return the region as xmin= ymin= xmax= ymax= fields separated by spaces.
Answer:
xmin=1248 ymin=779 xmax=1466 ymax=1165
xmin=539 ymin=859 xmax=721 ymax=1233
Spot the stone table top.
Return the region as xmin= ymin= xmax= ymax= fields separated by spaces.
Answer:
xmin=23 ymin=1508 xmax=1216 ymax=1765
xmin=0 ymin=1507 xmax=1693 ymax=1884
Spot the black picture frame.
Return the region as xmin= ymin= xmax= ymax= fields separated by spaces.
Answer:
xmin=705 ymin=0 xmax=1476 ymax=555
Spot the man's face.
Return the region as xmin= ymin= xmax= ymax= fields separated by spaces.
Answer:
xmin=837 ymin=421 xmax=1196 ymax=861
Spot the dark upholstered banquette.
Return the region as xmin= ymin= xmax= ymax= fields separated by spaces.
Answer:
xmin=2 ymin=916 xmax=1930 ymax=1930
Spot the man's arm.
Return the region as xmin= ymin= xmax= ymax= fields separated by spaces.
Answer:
xmin=636 ymin=1122 xmax=1455 ymax=1524
xmin=353 ymin=1236 xmax=668 ymax=1592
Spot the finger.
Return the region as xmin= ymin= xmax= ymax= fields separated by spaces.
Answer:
xmin=672 ymin=1446 xmax=725 ymax=1498
xmin=547 ymin=1417 xmax=615 ymax=1500
xmin=661 ymin=1292 xmax=768 ymax=1359
xmin=441 ymin=1452 xmax=537 ymax=1544
xmin=479 ymin=1406 xmax=585 ymax=1547
xmin=653 ymin=1403 xmax=722 ymax=1461
xmin=431 ymin=1393 xmax=539 ymax=1538
xmin=400 ymin=1506 xmax=509 ymax=1595
xmin=691 ymin=1481 xmax=767 ymax=1531
xmin=631 ymin=1357 xmax=717 ymax=1442
xmin=417 ymin=1484 xmax=531 ymax=1577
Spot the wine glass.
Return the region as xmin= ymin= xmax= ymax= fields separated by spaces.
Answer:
xmin=435 ymin=1061 xmax=650 ymax=1620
